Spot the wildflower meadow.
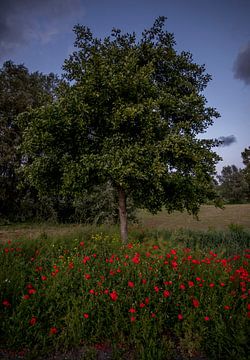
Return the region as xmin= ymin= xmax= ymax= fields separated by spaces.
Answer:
xmin=0 ymin=227 xmax=249 ymax=359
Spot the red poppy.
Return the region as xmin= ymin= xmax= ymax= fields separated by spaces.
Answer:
xmin=28 ymin=288 xmax=36 ymax=295
xmin=29 ymin=316 xmax=37 ymax=326
xmin=204 ymin=316 xmax=210 ymax=321
xmin=109 ymin=290 xmax=118 ymax=301
xmin=188 ymin=281 xmax=194 ymax=288
xmin=128 ymin=281 xmax=134 ymax=288
xmin=163 ymin=290 xmax=170 ymax=298
xmin=50 ymin=327 xmax=58 ymax=335
xmin=41 ymin=276 xmax=47 ymax=281
xmin=192 ymin=299 xmax=200 ymax=308
xmin=224 ymin=305 xmax=230 ymax=310
xmin=2 ymin=299 xmax=11 ymax=307
xmin=130 ymin=316 xmax=136 ymax=322
xmin=179 ymin=284 xmax=185 ymax=290
xmin=154 ymin=286 xmax=160 ymax=293
xmin=139 ymin=302 xmax=146 ymax=308
xmin=132 ymin=254 xmax=140 ymax=264
xmin=83 ymin=313 xmax=89 ymax=319
xmin=178 ymin=314 xmax=183 ymax=320
xmin=23 ymin=294 xmax=30 ymax=300
xmin=129 ymin=308 xmax=136 ymax=313
xmin=85 ymin=274 xmax=91 ymax=280
xmin=171 ymin=261 xmax=178 ymax=268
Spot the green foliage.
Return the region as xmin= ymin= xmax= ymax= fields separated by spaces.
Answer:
xmin=0 ymin=228 xmax=249 ymax=359
xmin=241 ymin=146 xmax=250 ymax=200
xmin=19 ymin=17 xmax=221 ymax=240
xmin=217 ymin=165 xmax=249 ymax=204
xmin=0 ymin=60 xmax=60 ymax=222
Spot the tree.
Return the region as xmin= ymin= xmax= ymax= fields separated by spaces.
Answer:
xmin=217 ymin=165 xmax=248 ymax=203
xmin=241 ymin=146 xmax=250 ymax=200
xmin=0 ymin=60 xmax=60 ymax=221
xmin=19 ymin=17 xmax=221 ymax=243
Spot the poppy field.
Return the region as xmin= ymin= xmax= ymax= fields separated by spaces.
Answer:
xmin=0 ymin=228 xmax=250 ymax=359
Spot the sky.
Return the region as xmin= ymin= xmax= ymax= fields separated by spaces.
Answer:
xmin=0 ymin=0 xmax=250 ymax=173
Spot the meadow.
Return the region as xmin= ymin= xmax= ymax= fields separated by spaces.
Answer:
xmin=0 ymin=205 xmax=250 ymax=359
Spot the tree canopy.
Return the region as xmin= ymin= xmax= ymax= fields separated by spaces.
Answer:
xmin=19 ymin=17 xmax=221 ymax=242
xmin=0 ymin=61 xmax=60 ymax=221
xmin=217 ymin=165 xmax=248 ymax=204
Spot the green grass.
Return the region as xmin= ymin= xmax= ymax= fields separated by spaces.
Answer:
xmin=0 ymin=227 xmax=249 ymax=359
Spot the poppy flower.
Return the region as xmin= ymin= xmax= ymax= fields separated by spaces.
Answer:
xmin=29 ymin=316 xmax=37 ymax=326
xmin=28 ymin=289 xmax=36 ymax=295
xmin=178 ymin=314 xmax=183 ymax=320
xmin=188 ymin=281 xmax=194 ymax=288
xmin=163 ymin=290 xmax=170 ymax=298
xmin=83 ymin=313 xmax=89 ymax=319
xmin=129 ymin=308 xmax=136 ymax=313
xmin=109 ymin=290 xmax=118 ymax=301
xmin=50 ymin=327 xmax=58 ymax=335
xmin=128 ymin=281 xmax=134 ymax=288
xmin=192 ymin=299 xmax=200 ymax=308
xmin=2 ymin=299 xmax=11 ymax=307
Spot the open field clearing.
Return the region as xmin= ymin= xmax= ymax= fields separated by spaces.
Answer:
xmin=137 ymin=204 xmax=250 ymax=231
xmin=1 ymin=205 xmax=250 ymax=243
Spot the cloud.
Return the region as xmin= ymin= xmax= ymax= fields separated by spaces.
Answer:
xmin=0 ymin=0 xmax=85 ymax=58
xmin=233 ymin=42 xmax=250 ymax=85
xmin=218 ymin=135 xmax=237 ymax=147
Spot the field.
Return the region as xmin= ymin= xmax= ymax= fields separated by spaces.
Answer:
xmin=138 ymin=204 xmax=250 ymax=231
xmin=0 ymin=205 xmax=249 ymax=359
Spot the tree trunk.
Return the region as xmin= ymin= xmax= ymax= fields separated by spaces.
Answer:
xmin=117 ymin=186 xmax=128 ymax=244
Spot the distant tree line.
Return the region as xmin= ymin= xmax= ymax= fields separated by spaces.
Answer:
xmin=216 ymin=147 xmax=250 ymax=204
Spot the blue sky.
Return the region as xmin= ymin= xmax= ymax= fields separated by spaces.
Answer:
xmin=1 ymin=0 xmax=249 ymax=173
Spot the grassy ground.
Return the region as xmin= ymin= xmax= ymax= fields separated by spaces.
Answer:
xmin=137 ymin=204 xmax=250 ymax=231
xmin=1 ymin=205 xmax=250 ymax=242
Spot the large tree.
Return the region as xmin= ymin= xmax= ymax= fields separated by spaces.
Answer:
xmin=19 ymin=17 xmax=221 ymax=243
xmin=0 ymin=60 xmax=60 ymax=220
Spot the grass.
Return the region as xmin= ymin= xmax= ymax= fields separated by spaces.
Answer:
xmin=0 ymin=225 xmax=249 ymax=360
xmin=1 ymin=205 xmax=250 ymax=243
xmin=137 ymin=204 xmax=250 ymax=231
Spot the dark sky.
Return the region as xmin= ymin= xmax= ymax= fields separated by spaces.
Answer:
xmin=1 ymin=0 xmax=250 ymax=172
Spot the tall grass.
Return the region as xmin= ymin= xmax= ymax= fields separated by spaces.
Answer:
xmin=0 ymin=227 xmax=249 ymax=359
